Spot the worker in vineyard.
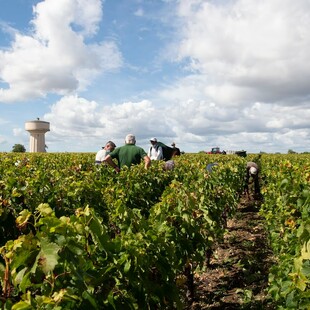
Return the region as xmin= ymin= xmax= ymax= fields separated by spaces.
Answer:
xmin=244 ymin=161 xmax=261 ymax=198
xmin=148 ymin=138 xmax=163 ymax=160
xmin=164 ymin=160 xmax=175 ymax=171
xmin=104 ymin=134 xmax=151 ymax=172
xmin=95 ymin=141 xmax=116 ymax=164
xmin=171 ymin=142 xmax=181 ymax=156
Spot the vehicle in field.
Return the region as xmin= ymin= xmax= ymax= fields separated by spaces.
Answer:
xmin=206 ymin=147 xmax=247 ymax=157
xmin=234 ymin=150 xmax=247 ymax=157
xmin=206 ymin=147 xmax=226 ymax=154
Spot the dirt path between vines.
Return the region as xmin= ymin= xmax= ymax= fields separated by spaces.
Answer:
xmin=186 ymin=194 xmax=276 ymax=310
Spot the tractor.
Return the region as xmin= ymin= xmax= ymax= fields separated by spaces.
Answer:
xmin=206 ymin=147 xmax=226 ymax=154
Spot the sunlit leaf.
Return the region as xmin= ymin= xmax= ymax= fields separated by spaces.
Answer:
xmin=37 ymin=203 xmax=53 ymax=217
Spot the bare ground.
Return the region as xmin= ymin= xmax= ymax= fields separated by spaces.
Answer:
xmin=185 ymin=194 xmax=277 ymax=310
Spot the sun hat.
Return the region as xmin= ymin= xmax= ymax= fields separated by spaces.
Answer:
xmin=150 ymin=137 xmax=157 ymax=142
xmin=249 ymin=167 xmax=258 ymax=175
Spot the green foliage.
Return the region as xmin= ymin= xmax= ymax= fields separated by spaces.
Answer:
xmin=12 ymin=144 xmax=26 ymax=153
xmin=260 ymin=154 xmax=310 ymax=308
xmin=3 ymin=152 xmax=309 ymax=308
xmin=0 ymin=152 xmax=245 ymax=308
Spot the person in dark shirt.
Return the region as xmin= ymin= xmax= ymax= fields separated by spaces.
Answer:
xmin=171 ymin=142 xmax=181 ymax=156
xmin=104 ymin=134 xmax=151 ymax=173
xmin=244 ymin=161 xmax=261 ymax=198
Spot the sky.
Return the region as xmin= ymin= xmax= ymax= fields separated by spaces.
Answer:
xmin=0 ymin=0 xmax=309 ymax=154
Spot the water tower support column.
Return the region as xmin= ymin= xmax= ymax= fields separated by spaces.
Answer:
xmin=25 ymin=119 xmax=50 ymax=153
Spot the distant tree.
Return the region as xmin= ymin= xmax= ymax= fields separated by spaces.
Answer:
xmin=12 ymin=144 xmax=26 ymax=153
xmin=288 ymin=149 xmax=297 ymax=154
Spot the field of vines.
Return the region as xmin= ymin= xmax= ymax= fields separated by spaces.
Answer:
xmin=0 ymin=152 xmax=309 ymax=309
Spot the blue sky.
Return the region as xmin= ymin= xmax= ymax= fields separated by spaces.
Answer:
xmin=0 ymin=0 xmax=309 ymax=154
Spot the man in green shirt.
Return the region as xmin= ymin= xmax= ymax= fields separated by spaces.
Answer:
xmin=104 ymin=134 xmax=151 ymax=172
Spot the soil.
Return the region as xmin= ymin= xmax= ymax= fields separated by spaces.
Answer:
xmin=185 ymin=193 xmax=277 ymax=310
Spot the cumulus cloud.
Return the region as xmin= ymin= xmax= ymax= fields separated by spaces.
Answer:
xmin=43 ymin=95 xmax=176 ymax=151
xmin=1 ymin=0 xmax=309 ymax=154
xmin=172 ymin=0 xmax=310 ymax=106
xmin=152 ymin=0 xmax=310 ymax=152
xmin=0 ymin=0 xmax=122 ymax=103
xmin=41 ymin=90 xmax=309 ymax=153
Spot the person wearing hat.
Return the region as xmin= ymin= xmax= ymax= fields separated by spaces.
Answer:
xmin=95 ymin=141 xmax=116 ymax=164
xmin=148 ymin=137 xmax=163 ymax=160
xmin=104 ymin=134 xmax=151 ymax=172
xmin=244 ymin=161 xmax=261 ymax=198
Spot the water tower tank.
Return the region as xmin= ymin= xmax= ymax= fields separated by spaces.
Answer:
xmin=25 ymin=119 xmax=50 ymax=152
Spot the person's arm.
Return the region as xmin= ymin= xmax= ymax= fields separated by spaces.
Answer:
xmin=144 ymin=155 xmax=151 ymax=169
xmin=171 ymin=148 xmax=178 ymax=158
xmin=99 ymin=150 xmax=107 ymax=162
xmin=157 ymin=146 xmax=163 ymax=160
xmin=104 ymin=154 xmax=120 ymax=173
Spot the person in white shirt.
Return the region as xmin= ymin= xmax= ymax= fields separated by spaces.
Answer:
xmin=147 ymin=137 xmax=163 ymax=160
xmin=95 ymin=141 xmax=116 ymax=164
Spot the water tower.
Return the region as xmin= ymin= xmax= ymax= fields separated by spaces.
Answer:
xmin=25 ymin=118 xmax=50 ymax=152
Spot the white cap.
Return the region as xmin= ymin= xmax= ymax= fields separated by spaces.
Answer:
xmin=150 ymin=137 xmax=157 ymax=142
xmin=249 ymin=167 xmax=257 ymax=175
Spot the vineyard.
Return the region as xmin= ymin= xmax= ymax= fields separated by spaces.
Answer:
xmin=0 ymin=152 xmax=309 ymax=309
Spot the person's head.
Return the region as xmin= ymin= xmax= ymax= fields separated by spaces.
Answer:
xmin=164 ymin=160 xmax=175 ymax=171
xmin=105 ymin=141 xmax=116 ymax=152
xmin=150 ymin=137 xmax=157 ymax=145
xmin=125 ymin=134 xmax=136 ymax=145
xmin=171 ymin=142 xmax=176 ymax=147
xmin=249 ymin=166 xmax=258 ymax=176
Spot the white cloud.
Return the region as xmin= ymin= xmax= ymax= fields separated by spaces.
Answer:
xmin=43 ymin=95 xmax=176 ymax=151
xmin=150 ymin=0 xmax=310 ymax=152
xmin=0 ymin=0 xmax=123 ymax=103
xmin=1 ymin=0 xmax=309 ymax=154
xmin=13 ymin=128 xmax=25 ymax=136
xmin=134 ymin=8 xmax=144 ymax=17
xmin=41 ymin=90 xmax=309 ymax=153
xmin=172 ymin=0 xmax=310 ymax=106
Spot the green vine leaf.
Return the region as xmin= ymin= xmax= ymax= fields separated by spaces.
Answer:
xmin=38 ymin=237 xmax=60 ymax=274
